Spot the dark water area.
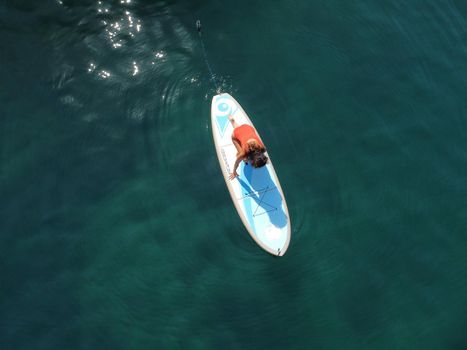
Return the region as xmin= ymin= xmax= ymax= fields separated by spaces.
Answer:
xmin=1 ymin=0 xmax=467 ymax=349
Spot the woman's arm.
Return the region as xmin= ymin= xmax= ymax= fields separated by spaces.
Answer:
xmin=229 ymin=151 xmax=245 ymax=180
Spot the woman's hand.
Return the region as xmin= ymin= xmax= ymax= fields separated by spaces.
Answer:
xmin=229 ymin=151 xmax=244 ymax=180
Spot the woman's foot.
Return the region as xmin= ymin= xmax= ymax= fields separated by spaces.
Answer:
xmin=228 ymin=114 xmax=238 ymax=128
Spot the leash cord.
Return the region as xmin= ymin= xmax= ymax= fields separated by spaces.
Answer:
xmin=196 ymin=20 xmax=220 ymax=91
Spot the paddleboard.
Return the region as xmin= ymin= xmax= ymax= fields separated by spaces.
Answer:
xmin=211 ymin=93 xmax=291 ymax=256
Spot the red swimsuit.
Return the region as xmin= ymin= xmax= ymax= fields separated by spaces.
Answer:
xmin=233 ymin=125 xmax=265 ymax=152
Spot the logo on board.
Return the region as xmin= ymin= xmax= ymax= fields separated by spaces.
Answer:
xmin=215 ymin=96 xmax=234 ymax=137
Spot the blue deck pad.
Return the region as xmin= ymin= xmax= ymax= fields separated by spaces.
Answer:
xmin=237 ymin=162 xmax=289 ymax=251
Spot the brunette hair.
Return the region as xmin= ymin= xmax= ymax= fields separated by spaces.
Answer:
xmin=247 ymin=144 xmax=268 ymax=168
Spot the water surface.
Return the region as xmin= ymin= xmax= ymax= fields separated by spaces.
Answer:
xmin=1 ymin=1 xmax=467 ymax=349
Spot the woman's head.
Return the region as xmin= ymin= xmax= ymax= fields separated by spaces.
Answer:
xmin=247 ymin=144 xmax=268 ymax=168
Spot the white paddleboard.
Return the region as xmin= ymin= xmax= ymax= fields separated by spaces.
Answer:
xmin=211 ymin=93 xmax=291 ymax=256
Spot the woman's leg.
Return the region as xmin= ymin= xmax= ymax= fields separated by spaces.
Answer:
xmin=229 ymin=114 xmax=242 ymax=153
xmin=228 ymin=114 xmax=238 ymax=128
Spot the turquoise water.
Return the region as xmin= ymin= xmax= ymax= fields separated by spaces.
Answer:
xmin=1 ymin=1 xmax=467 ymax=349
